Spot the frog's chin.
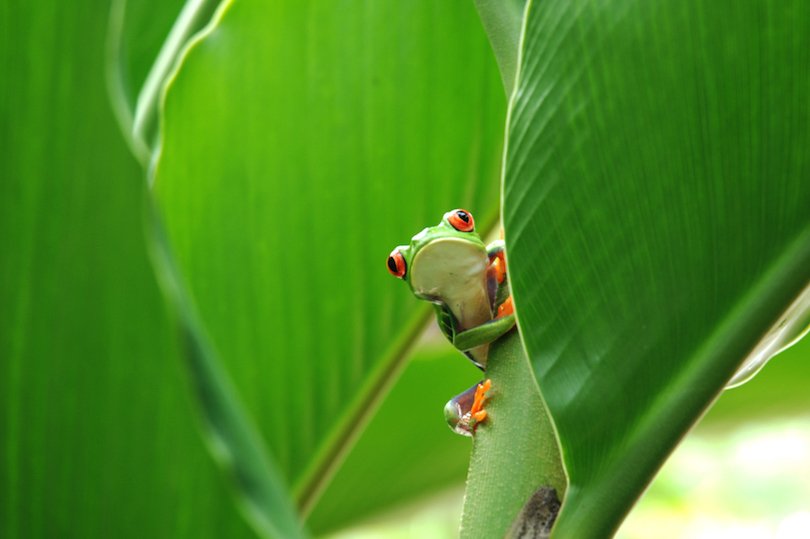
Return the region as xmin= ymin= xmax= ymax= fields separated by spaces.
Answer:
xmin=412 ymin=290 xmax=443 ymax=304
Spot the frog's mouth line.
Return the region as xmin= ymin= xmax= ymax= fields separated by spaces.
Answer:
xmin=414 ymin=291 xmax=443 ymax=304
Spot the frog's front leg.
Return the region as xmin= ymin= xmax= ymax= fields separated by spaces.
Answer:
xmin=444 ymin=379 xmax=492 ymax=436
xmin=450 ymin=236 xmax=515 ymax=353
xmin=453 ymin=311 xmax=516 ymax=352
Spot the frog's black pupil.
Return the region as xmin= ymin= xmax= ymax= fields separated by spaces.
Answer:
xmin=388 ymin=256 xmax=399 ymax=274
xmin=457 ymin=211 xmax=470 ymax=223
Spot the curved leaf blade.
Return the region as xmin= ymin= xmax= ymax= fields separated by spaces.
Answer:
xmin=473 ymin=0 xmax=526 ymax=96
xmin=503 ymin=1 xmax=810 ymax=536
xmin=697 ymin=333 xmax=810 ymax=429
xmin=0 ymin=2 xmax=258 ymax=537
xmin=153 ymin=0 xmax=505 ymax=527
xmin=107 ymin=0 xmax=219 ymax=163
xmin=107 ymin=0 xmax=187 ymax=116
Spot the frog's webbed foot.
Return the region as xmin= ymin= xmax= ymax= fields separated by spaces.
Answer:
xmin=470 ymin=378 xmax=491 ymax=423
xmin=497 ymin=295 xmax=514 ymax=318
xmin=444 ymin=379 xmax=492 ymax=437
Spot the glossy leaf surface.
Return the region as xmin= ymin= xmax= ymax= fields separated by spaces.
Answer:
xmin=153 ymin=0 xmax=505 ymax=525
xmin=0 ymin=2 xmax=256 ymax=538
xmin=503 ymin=1 xmax=810 ymax=536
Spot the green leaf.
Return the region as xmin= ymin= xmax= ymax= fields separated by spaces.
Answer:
xmin=725 ymin=284 xmax=810 ymax=387
xmin=152 ymin=0 xmax=505 ymax=532
xmin=460 ymin=332 xmax=566 ymax=539
xmin=107 ymin=0 xmax=223 ymax=162
xmin=149 ymin=209 xmax=305 ymax=539
xmin=107 ymin=0 xmax=186 ymax=113
xmin=698 ymin=333 xmax=810 ymax=429
xmin=473 ymin=0 xmax=526 ymax=96
xmin=502 ymin=1 xmax=810 ymax=536
xmin=308 ymin=346 xmax=478 ymax=534
xmin=0 ymin=2 xmax=258 ymax=537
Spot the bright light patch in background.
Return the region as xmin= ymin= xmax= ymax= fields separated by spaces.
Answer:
xmin=619 ymin=418 xmax=810 ymax=539
xmin=328 ymin=489 xmax=465 ymax=539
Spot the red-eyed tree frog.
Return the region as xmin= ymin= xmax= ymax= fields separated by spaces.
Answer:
xmin=387 ymin=209 xmax=516 ymax=435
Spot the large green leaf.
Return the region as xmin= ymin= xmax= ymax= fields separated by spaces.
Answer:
xmin=0 ymin=3 xmax=257 ymax=537
xmin=502 ymin=0 xmax=810 ymax=536
xmin=153 ymin=0 xmax=505 ymax=530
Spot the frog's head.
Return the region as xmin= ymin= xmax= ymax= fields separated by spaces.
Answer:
xmin=387 ymin=209 xmax=488 ymax=302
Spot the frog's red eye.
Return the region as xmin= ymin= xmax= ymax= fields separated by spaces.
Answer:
xmin=387 ymin=249 xmax=406 ymax=279
xmin=446 ymin=209 xmax=475 ymax=232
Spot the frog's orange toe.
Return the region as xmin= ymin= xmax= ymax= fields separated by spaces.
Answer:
xmin=470 ymin=379 xmax=491 ymax=416
xmin=497 ymin=296 xmax=514 ymax=318
xmin=488 ymin=252 xmax=507 ymax=284
xmin=469 ymin=380 xmax=492 ymax=430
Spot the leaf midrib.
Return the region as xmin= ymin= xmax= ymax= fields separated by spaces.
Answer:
xmin=551 ymin=225 xmax=810 ymax=538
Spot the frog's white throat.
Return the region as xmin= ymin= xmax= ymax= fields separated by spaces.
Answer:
xmin=410 ymin=238 xmax=492 ymax=331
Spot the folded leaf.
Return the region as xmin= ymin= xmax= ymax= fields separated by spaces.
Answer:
xmin=503 ymin=1 xmax=810 ymax=536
